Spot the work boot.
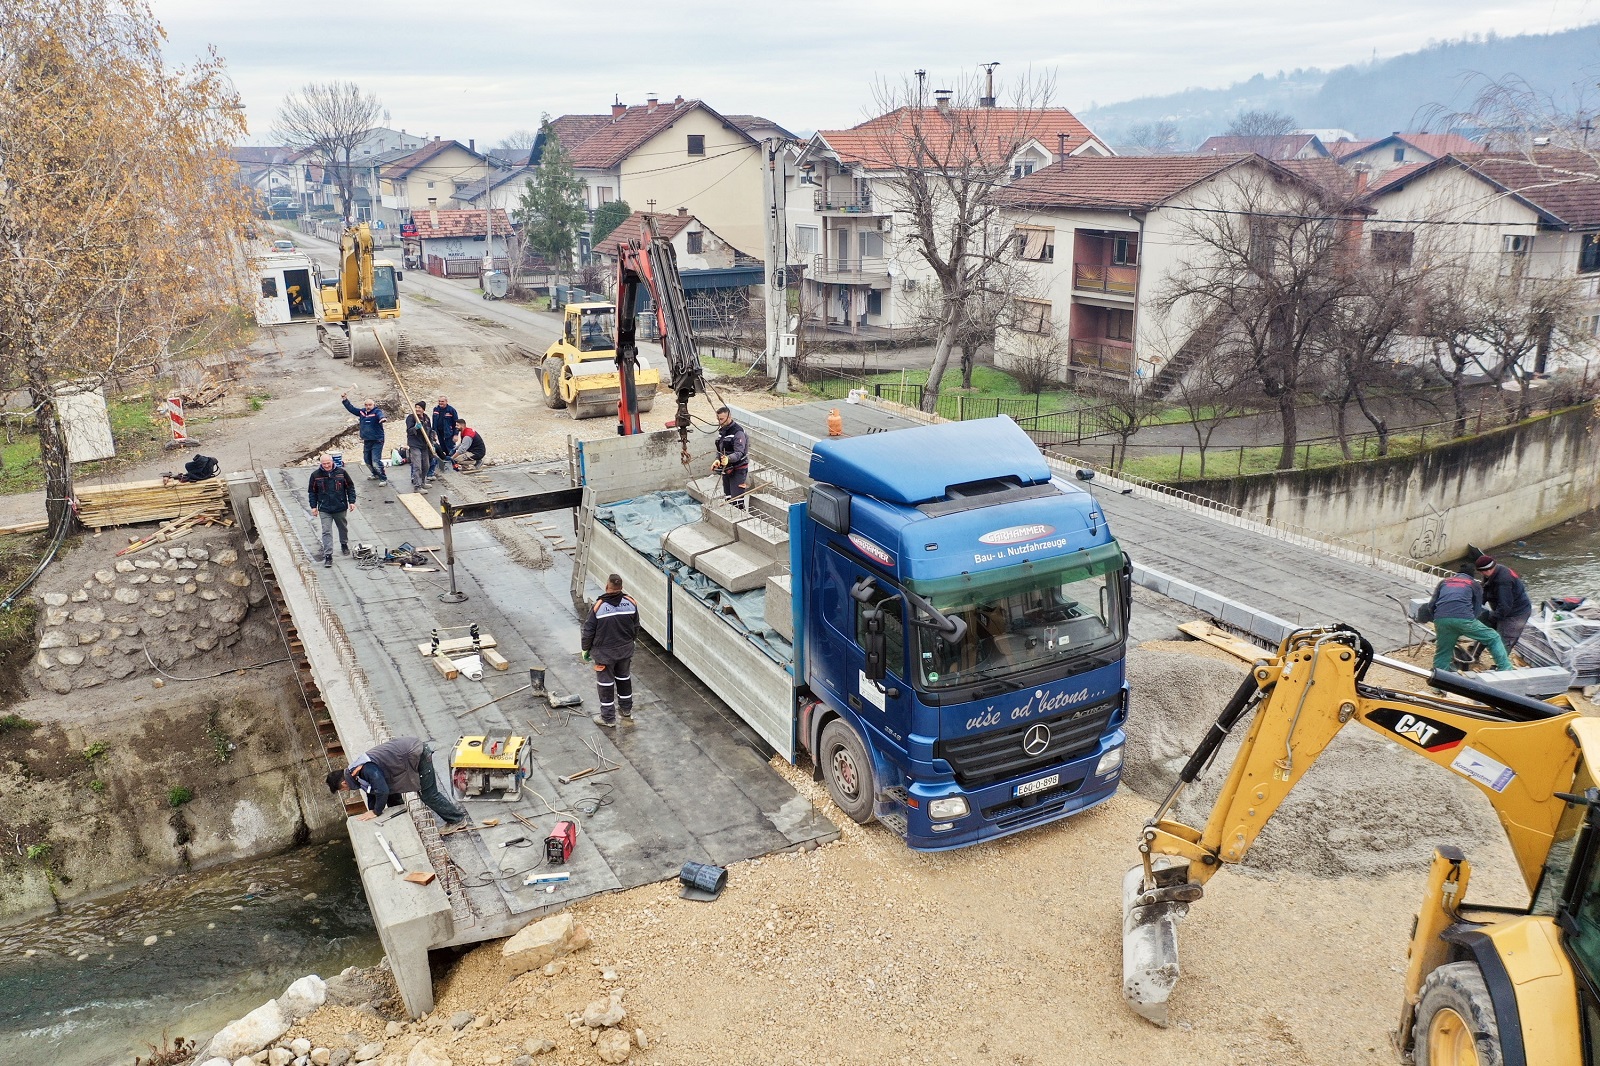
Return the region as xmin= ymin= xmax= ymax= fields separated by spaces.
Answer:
xmin=323 ymin=554 xmax=333 ymax=568
xmin=619 ymin=707 xmax=634 ymax=721
xmin=591 ymin=713 xmax=617 ymax=729
xmin=340 ymin=544 xmax=351 ymax=556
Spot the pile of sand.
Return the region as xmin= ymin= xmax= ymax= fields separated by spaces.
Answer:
xmin=1124 ymin=645 xmax=1504 ymax=878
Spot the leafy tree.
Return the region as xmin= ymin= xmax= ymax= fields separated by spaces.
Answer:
xmin=516 ymin=124 xmax=587 ymax=277
xmin=274 ymin=81 xmax=382 ymax=223
xmin=0 ymin=0 xmax=251 ymax=534
xmin=592 ymin=200 xmax=631 ymax=244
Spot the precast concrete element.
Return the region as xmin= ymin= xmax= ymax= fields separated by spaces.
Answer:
xmin=662 ymin=522 xmax=734 ymax=568
xmin=694 ymin=540 xmax=784 ymax=593
xmin=765 ymin=574 xmax=793 ymax=642
xmin=348 ymin=816 xmax=452 ymax=1017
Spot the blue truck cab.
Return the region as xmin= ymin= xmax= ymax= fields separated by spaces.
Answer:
xmin=798 ymin=417 xmax=1131 ymax=849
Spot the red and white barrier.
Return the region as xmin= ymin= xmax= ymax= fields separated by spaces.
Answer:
xmin=161 ymin=396 xmax=189 ymax=442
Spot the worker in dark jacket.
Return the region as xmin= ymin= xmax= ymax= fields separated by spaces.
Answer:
xmin=325 ymin=736 xmax=467 ymax=825
xmin=1476 ymin=554 xmax=1533 ymax=655
xmin=453 ymin=422 xmax=486 ymax=470
xmin=581 ymin=573 xmax=640 ymax=728
xmin=429 ymin=395 xmax=459 ymax=480
xmin=403 ymin=401 xmax=435 ymax=493
xmin=1426 ymin=566 xmax=1512 ymax=673
xmin=711 ymin=406 xmax=750 ymax=509
xmin=307 ymin=453 xmax=356 ymax=568
xmin=340 ymin=391 xmax=387 ymax=483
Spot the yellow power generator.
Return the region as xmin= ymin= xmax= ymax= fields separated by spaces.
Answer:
xmin=450 ymin=731 xmax=531 ymax=801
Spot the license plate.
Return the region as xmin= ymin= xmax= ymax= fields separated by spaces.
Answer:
xmin=1014 ymin=774 xmax=1060 ymax=798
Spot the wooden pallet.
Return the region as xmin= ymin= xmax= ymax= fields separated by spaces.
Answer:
xmin=77 ymin=477 xmax=228 ymax=529
xmin=396 ymin=492 xmax=444 ymax=530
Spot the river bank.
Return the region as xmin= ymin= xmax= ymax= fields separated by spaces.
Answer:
xmin=1489 ymin=506 xmax=1600 ymax=596
xmin=0 ymin=840 xmax=381 ymax=1066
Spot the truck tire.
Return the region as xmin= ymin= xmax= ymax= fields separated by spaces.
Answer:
xmin=819 ymin=719 xmax=875 ymax=825
xmin=1413 ymin=961 xmax=1503 ymax=1066
xmin=541 ymin=358 xmax=567 ymax=409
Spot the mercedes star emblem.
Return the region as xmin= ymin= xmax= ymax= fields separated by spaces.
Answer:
xmin=1022 ymin=723 xmax=1051 ymax=756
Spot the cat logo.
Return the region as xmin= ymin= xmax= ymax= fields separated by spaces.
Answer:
xmin=1369 ymin=707 xmax=1466 ymax=753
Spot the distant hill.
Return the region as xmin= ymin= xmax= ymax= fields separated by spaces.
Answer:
xmin=1082 ymin=24 xmax=1600 ymax=150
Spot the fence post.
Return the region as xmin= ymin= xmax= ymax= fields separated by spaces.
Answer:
xmin=1237 ymin=446 xmax=1244 ymax=476
xmin=1177 ymin=446 xmax=1185 ymax=480
xmin=1302 ymin=441 xmax=1310 ymax=469
xmin=958 ymin=394 xmax=966 ymax=421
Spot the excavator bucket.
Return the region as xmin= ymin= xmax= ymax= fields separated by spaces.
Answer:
xmin=349 ymin=320 xmax=402 ymax=367
xmin=1122 ymin=865 xmax=1184 ymax=1026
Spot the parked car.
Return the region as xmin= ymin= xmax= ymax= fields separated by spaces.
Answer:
xmin=272 ymin=239 xmax=295 ymax=252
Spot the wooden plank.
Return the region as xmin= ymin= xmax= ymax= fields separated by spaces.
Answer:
xmin=1177 ymin=620 xmax=1275 ymax=663
xmin=0 ymin=519 xmax=48 ymax=536
xmin=396 ymin=492 xmax=444 ymax=530
xmin=482 ymin=648 xmax=509 ymax=672
xmin=415 ymin=634 xmax=499 ymax=658
xmin=429 ymin=654 xmax=459 ymax=680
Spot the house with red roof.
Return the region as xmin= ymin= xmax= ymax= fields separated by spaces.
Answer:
xmin=1195 ymin=134 xmax=1330 ymax=160
xmin=993 ymin=153 xmax=1352 ymax=391
xmin=410 ymin=208 xmax=514 ymax=278
xmin=1330 ymin=132 xmax=1485 ymax=176
xmin=790 ymin=95 xmax=1111 ymax=334
xmin=378 ymin=140 xmax=496 ymax=220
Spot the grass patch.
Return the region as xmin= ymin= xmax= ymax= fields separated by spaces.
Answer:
xmin=25 ymin=842 xmax=50 ymax=862
xmin=167 ymin=786 xmax=193 ymax=807
xmin=90 ymin=778 xmax=107 ymax=794
xmin=1118 ymin=431 xmax=1438 ymax=482
xmin=800 ymin=365 xmax=1097 ymax=418
xmin=0 ymin=397 xmax=167 ymax=495
xmin=82 ymin=740 xmax=109 ymax=762
xmin=0 ymin=714 xmax=39 ymax=734
xmin=0 ymin=532 xmax=44 ymax=700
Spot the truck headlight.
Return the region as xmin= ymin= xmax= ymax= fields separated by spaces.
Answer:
xmin=927 ymin=797 xmax=969 ymax=820
xmin=1095 ymin=746 xmax=1124 ymax=776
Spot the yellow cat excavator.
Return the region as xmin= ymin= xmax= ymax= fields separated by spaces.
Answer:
xmin=1123 ymin=624 xmax=1596 ymax=1065
xmin=317 ymin=221 xmax=406 ymax=365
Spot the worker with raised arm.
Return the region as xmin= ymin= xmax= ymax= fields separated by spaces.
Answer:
xmin=325 ymin=736 xmax=467 ymax=825
xmin=1476 ymin=553 xmax=1533 ymax=655
xmin=340 ymin=391 xmax=388 ymax=484
xmin=1425 ymin=564 xmax=1512 ymax=673
xmin=710 ymin=406 xmax=750 ymax=509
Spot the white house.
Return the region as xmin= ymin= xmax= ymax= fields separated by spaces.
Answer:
xmin=1331 ymin=132 xmax=1485 ymax=176
xmin=411 ymin=209 xmax=513 ymax=278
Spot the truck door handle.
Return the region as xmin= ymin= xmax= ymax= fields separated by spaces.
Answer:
xmin=848 ymin=695 xmax=862 ymax=710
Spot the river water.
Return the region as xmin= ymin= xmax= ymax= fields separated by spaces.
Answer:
xmin=1487 ymin=508 xmax=1600 ymax=599
xmin=0 ymin=841 xmax=381 ymax=1066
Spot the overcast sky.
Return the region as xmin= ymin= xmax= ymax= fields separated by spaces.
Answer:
xmin=147 ymin=0 xmax=1598 ymax=145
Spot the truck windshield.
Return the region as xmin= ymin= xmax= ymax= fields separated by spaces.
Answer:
xmin=907 ymin=548 xmax=1124 ymax=690
xmin=579 ymin=309 xmax=615 ymax=351
xmin=372 ymin=266 xmax=398 ymax=311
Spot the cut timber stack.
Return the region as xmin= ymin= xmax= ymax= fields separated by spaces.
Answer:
xmin=76 ymin=477 xmax=228 ymax=529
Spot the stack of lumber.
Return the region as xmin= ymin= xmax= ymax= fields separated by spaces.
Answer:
xmin=76 ymin=477 xmax=228 ymax=530
xmin=116 ymin=506 xmax=231 ymax=556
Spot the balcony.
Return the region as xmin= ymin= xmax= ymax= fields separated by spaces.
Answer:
xmin=1069 ymin=339 xmax=1135 ymax=377
xmin=1073 ymin=263 xmax=1139 ymax=297
xmin=814 ymin=190 xmax=880 ymax=215
xmin=811 ymin=255 xmax=890 ymax=287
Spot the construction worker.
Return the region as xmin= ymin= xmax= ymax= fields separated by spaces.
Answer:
xmin=1476 ymin=554 xmax=1533 ymax=655
xmin=325 ymin=736 xmax=467 ymax=826
xmin=711 ymin=406 xmax=749 ymax=509
xmin=453 ymin=422 xmax=486 ymax=470
xmin=1425 ymin=565 xmax=1513 ymax=673
xmin=404 ymin=401 xmax=434 ymax=493
xmin=429 ymin=394 xmax=459 ymax=480
xmin=306 ymin=453 xmax=356 ymax=568
xmin=340 ymin=391 xmax=388 ymax=484
xmin=581 ymin=573 xmax=639 ymax=728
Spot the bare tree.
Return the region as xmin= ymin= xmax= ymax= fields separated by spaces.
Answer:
xmin=1170 ymin=348 xmax=1252 ymax=477
xmin=866 ymin=71 xmax=1055 ymax=414
xmin=1226 ymin=110 xmax=1297 ymax=138
xmin=275 ymin=80 xmax=383 ymax=223
xmin=1317 ymin=256 xmax=1431 ymax=455
xmin=1005 ymin=324 xmax=1068 ymax=395
xmin=1448 ymin=73 xmax=1600 ymax=165
xmin=1159 ymin=164 xmax=1362 ymax=468
xmin=1126 ymin=121 xmax=1182 ymax=155
xmin=1086 ymin=378 xmax=1161 ymax=473
xmin=497 ymin=128 xmax=540 ymax=154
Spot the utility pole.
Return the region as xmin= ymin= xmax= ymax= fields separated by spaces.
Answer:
xmin=484 ymin=151 xmax=494 ymax=279
xmin=761 ymin=137 xmax=791 ymax=388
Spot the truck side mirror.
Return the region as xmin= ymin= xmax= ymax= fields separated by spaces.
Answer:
xmin=862 ymin=607 xmax=887 ymax=681
xmin=1121 ymin=553 xmax=1134 ymax=619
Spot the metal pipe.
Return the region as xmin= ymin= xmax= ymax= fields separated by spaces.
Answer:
xmin=439 ymin=496 xmax=466 ymax=602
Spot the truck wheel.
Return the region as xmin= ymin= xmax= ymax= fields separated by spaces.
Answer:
xmin=1413 ymin=962 xmax=1502 ymax=1066
xmin=819 ymin=719 xmax=875 ymax=825
xmin=541 ymin=358 xmax=567 ymax=409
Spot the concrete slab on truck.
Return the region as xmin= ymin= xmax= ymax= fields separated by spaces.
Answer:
xmin=258 ymin=466 xmax=836 ymax=948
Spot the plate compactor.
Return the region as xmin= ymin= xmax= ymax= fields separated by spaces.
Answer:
xmin=450 ymin=730 xmax=531 ymax=800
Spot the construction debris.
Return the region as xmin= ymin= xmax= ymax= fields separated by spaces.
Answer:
xmin=115 ymin=506 xmax=230 ymax=556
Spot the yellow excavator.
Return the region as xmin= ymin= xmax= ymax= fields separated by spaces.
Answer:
xmin=539 ymin=301 xmax=659 ymax=420
xmin=317 ymin=221 xmax=406 ymax=365
xmin=1123 ymin=624 xmax=1596 ymax=1065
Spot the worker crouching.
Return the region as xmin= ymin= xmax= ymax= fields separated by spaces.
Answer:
xmin=326 ymin=736 xmax=469 ymax=826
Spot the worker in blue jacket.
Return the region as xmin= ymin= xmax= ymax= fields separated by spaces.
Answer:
xmin=429 ymin=394 xmax=459 ymax=480
xmin=340 ymin=390 xmax=388 ymax=483
xmin=1425 ymin=566 xmax=1512 ymax=673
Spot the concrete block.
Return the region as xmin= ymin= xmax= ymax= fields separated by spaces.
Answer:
xmin=749 ymin=493 xmax=791 ymax=526
xmin=696 ymin=541 xmax=785 ymax=593
xmin=701 ymin=502 xmax=750 ymax=537
xmin=1471 ymin=665 xmax=1575 ymax=698
xmin=663 ymin=523 xmax=735 ymax=568
xmin=736 ymin=515 xmax=789 ymax=556
xmin=1218 ymin=599 xmax=1257 ymax=632
xmin=1192 ymin=590 xmax=1227 ymax=619
xmin=765 ymin=575 xmax=793 ymax=642
xmin=348 ymin=817 xmax=453 ymax=1017
xmin=685 ymin=475 xmax=721 ymax=505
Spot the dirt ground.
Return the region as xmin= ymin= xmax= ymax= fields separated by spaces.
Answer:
xmin=285 ymin=642 xmax=1535 ymax=1066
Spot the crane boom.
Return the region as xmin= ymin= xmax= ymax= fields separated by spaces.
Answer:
xmin=613 ymin=215 xmax=707 ymax=451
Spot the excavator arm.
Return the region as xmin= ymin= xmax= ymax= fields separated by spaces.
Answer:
xmin=614 ymin=215 xmax=706 ymax=449
xmin=1123 ymin=625 xmax=1582 ymax=1030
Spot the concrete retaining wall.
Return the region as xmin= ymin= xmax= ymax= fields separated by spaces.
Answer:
xmin=1171 ymin=402 xmax=1600 ymax=565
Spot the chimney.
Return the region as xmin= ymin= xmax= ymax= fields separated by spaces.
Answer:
xmin=676 ymin=206 xmax=688 ymax=216
xmin=674 ymin=95 xmax=684 ymax=107
xmin=980 ymin=61 xmax=999 ymax=108
xmin=934 ymin=89 xmax=952 ymax=113
xmin=468 ymin=138 xmax=475 ymax=152
xmin=612 ymin=96 xmax=626 ymax=118
xmin=1057 ymin=132 xmax=1067 ymax=159
xmin=647 ymin=94 xmax=659 ymax=112
xmin=428 ymin=201 xmax=438 ymax=229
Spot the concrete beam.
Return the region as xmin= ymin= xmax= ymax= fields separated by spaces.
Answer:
xmin=348 ymin=815 xmax=453 ymax=1017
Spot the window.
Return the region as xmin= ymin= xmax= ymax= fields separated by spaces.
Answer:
xmin=426 ymin=180 xmax=435 ymax=190
xmin=1371 ymin=230 xmax=1415 ymax=267
xmin=260 ymin=277 xmax=279 ymax=299
xmin=1580 ymin=234 xmax=1600 ymax=275
xmin=1393 ymin=148 xmax=1406 ymax=163
xmin=794 ymin=225 xmax=818 ymax=255
xmin=1014 ymin=298 xmax=1052 ymax=334
xmin=1587 ymin=314 xmax=1600 ymax=338
xmin=687 ymin=134 xmax=705 ymax=156
xmin=859 ymin=230 xmax=883 ymax=259
xmin=686 ymin=231 xmax=703 ymax=254
xmin=598 ymin=187 xmax=613 ymax=204
xmin=1105 ymin=308 xmax=1134 ymax=342
xmin=1112 ymin=234 xmax=1138 ymax=266
xmin=799 ymin=168 xmax=816 ymax=186
xmin=1014 ymin=227 xmax=1055 ymax=262
xmin=867 ymin=290 xmax=882 ymax=316
xmin=1012 ymin=162 xmax=1034 ymax=178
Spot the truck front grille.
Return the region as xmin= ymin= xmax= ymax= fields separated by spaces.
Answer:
xmin=935 ymin=696 xmax=1119 ymax=789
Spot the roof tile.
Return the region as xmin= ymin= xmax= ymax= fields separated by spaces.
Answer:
xmin=593 ymin=211 xmax=697 ymax=258
xmin=997 ymin=153 xmax=1258 ymax=211
xmin=412 ymin=209 xmax=513 ymax=240
xmin=817 ymin=107 xmax=1102 ymax=170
